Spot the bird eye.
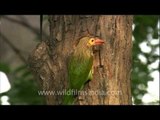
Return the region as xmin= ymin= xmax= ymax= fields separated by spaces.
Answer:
xmin=91 ymin=39 xmax=94 ymax=42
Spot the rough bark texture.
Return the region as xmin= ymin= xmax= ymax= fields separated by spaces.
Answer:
xmin=28 ymin=15 xmax=133 ymax=105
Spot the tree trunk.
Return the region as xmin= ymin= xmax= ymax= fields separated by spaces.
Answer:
xmin=28 ymin=15 xmax=133 ymax=105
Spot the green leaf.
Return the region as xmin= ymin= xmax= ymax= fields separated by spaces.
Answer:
xmin=0 ymin=62 xmax=10 ymax=73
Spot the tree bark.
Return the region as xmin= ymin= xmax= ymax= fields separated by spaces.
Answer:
xmin=28 ymin=15 xmax=133 ymax=105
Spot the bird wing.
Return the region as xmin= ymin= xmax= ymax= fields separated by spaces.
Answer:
xmin=68 ymin=54 xmax=93 ymax=90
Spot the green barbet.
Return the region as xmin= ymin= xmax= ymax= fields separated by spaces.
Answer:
xmin=63 ymin=36 xmax=104 ymax=105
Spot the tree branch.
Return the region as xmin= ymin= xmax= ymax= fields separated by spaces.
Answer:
xmin=2 ymin=15 xmax=48 ymax=40
xmin=0 ymin=33 xmax=27 ymax=64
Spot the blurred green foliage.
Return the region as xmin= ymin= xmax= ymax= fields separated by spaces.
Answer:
xmin=132 ymin=15 xmax=159 ymax=104
xmin=0 ymin=15 xmax=159 ymax=105
xmin=0 ymin=63 xmax=45 ymax=105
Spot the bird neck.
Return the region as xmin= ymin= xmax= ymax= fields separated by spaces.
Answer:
xmin=75 ymin=45 xmax=93 ymax=58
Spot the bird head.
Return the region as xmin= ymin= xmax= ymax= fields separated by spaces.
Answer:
xmin=74 ymin=36 xmax=104 ymax=56
xmin=87 ymin=37 xmax=104 ymax=47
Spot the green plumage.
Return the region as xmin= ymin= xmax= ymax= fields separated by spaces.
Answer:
xmin=63 ymin=37 xmax=94 ymax=105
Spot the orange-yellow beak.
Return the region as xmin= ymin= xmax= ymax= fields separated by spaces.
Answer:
xmin=95 ymin=39 xmax=104 ymax=45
